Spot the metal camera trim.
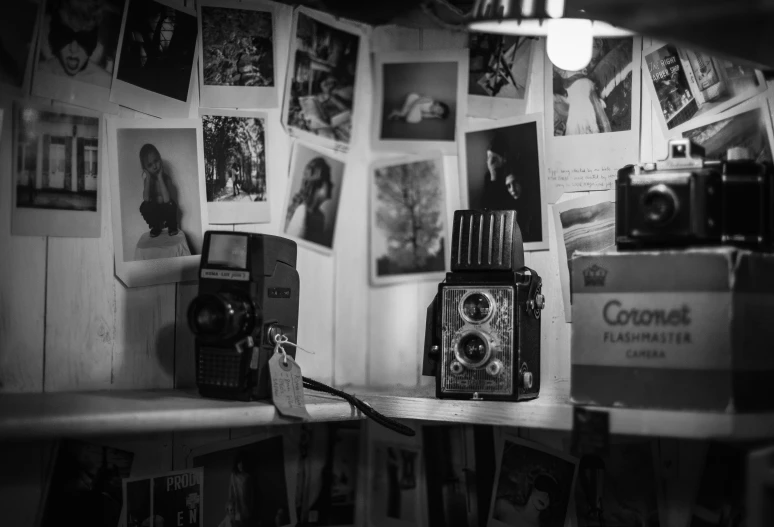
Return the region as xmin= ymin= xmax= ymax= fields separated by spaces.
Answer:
xmin=641 ymin=183 xmax=680 ymax=226
xmin=452 ymin=328 xmax=494 ymax=369
xmin=458 ymin=290 xmax=497 ymax=325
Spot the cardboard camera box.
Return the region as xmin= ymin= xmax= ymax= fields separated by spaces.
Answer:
xmin=570 ymin=248 xmax=774 ymax=412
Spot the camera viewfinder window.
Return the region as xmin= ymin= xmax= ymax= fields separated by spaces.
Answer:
xmin=207 ymin=234 xmax=248 ymax=269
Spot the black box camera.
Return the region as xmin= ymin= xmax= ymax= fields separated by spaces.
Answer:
xmin=616 ymin=138 xmax=774 ymax=250
xmin=187 ymin=231 xmax=300 ymax=401
xmin=422 ymin=210 xmax=545 ymax=401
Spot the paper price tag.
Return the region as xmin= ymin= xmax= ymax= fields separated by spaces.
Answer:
xmin=268 ymin=354 xmax=311 ymax=419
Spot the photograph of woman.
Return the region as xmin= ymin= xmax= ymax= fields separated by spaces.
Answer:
xmin=283 ymin=143 xmax=345 ymax=252
xmin=489 ymin=436 xmax=577 ymax=527
xmin=228 ymin=452 xmax=256 ymax=525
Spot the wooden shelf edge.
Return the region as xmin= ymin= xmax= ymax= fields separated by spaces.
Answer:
xmin=1 ymin=387 xmax=773 ymax=440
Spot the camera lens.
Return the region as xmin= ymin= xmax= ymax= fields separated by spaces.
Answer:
xmin=454 ymin=330 xmax=492 ymax=369
xmin=460 ymin=292 xmax=495 ymax=324
xmin=642 ymin=184 xmax=679 ymax=226
xmin=188 ymin=292 xmax=256 ymax=342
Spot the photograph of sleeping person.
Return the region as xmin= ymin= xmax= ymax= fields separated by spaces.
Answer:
xmin=285 ymin=11 xmax=360 ymax=144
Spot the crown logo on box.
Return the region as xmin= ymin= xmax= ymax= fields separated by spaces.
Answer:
xmin=583 ymin=264 xmax=608 ymax=287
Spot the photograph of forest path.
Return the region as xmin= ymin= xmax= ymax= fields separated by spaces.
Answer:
xmin=203 ymin=115 xmax=268 ymax=203
xmin=201 ymin=6 xmax=274 ymax=87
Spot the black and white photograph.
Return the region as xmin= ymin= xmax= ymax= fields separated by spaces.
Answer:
xmin=110 ymin=0 xmax=198 ymax=118
xmin=12 ymin=99 xmax=103 ymax=238
xmin=202 ymin=109 xmax=271 ymax=224
xmin=283 ymin=7 xmax=363 ymax=151
xmin=295 ymin=422 xmax=363 ymax=527
xmin=543 ymin=36 xmax=642 ymax=201
xmin=678 ymin=96 xmax=774 ymax=163
xmin=689 ymin=443 xmax=748 ymax=527
xmin=107 ymin=117 xmax=207 ymax=288
xmin=489 ymin=434 xmax=578 ymax=527
xmin=460 ymin=113 xmax=549 ymax=251
xmin=468 ymin=33 xmax=535 ymax=119
xmin=198 ymin=0 xmax=277 ymax=109
xmin=123 ymin=468 xmax=203 ymax=527
xmin=574 ymin=439 xmax=661 ymax=527
xmin=422 ymin=424 xmax=496 ymax=527
xmin=373 ymin=49 xmax=468 ymax=155
xmin=552 ymin=190 xmax=616 ymax=323
xmin=643 ymin=42 xmax=766 ymax=136
xmin=370 ymin=154 xmax=448 ymax=286
xmin=282 ymin=141 xmax=345 ymax=254
xmin=370 ymin=442 xmax=423 ymax=527
xmin=0 ymin=0 xmax=41 ymax=92
xmin=32 ymin=0 xmax=126 ymax=114
xmin=38 ymin=439 xmax=135 ymax=527
xmin=191 ymin=433 xmax=295 ymax=527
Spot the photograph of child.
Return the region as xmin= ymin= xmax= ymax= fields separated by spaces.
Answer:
xmin=283 ymin=142 xmax=345 ymax=252
xmin=489 ymin=435 xmax=578 ymax=527
xmin=468 ymin=33 xmax=534 ymax=118
xmin=370 ymin=442 xmax=423 ymax=527
xmin=0 ymin=0 xmax=40 ymax=90
xmin=202 ymin=110 xmax=271 ymax=224
xmin=552 ymin=37 xmax=634 ymax=137
xmin=284 ymin=9 xmax=360 ymax=147
xmin=370 ymin=154 xmax=448 ymax=286
xmin=112 ymin=0 xmax=198 ymax=115
xmin=644 ymin=43 xmax=766 ymax=136
xmin=192 ymin=435 xmax=293 ymax=527
xmin=462 ymin=115 xmax=548 ymax=250
xmin=12 ymin=100 xmax=102 ymax=238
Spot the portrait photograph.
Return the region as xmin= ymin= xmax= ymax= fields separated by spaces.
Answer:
xmin=32 ymin=0 xmax=126 ymax=114
xmin=0 ymin=0 xmax=40 ymax=92
xmin=370 ymin=154 xmax=448 ymax=286
xmin=542 ymin=36 xmax=642 ymax=201
xmin=111 ymin=0 xmax=198 ymax=118
xmin=552 ymin=190 xmax=616 ymax=323
xmin=422 ymin=424 xmax=496 ymax=527
xmin=373 ymin=48 xmax=468 ymax=155
xmin=122 ymin=468 xmax=203 ymax=527
xmin=643 ymin=42 xmax=767 ymax=136
xmin=198 ymin=0 xmax=277 ymax=109
xmin=201 ymin=109 xmax=271 ymax=224
xmin=295 ymin=422 xmax=363 ymax=527
xmin=107 ymin=117 xmax=207 ymax=288
xmin=38 ymin=439 xmax=134 ymax=527
xmin=574 ymin=439 xmax=661 ymax=527
xmin=282 ymin=141 xmax=346 ymax=254
xmin=12 ymin=99 xmax=103 ymax=238
xmin=283 ymin=7 xmax=363 ymax=151
xmin=489 ymin=435 xmax=578 ymax=527
xmin=460 ymin=113 xmax=549 ymax=251
xmin=468 ymin=33 xmax=536 ymax=119
xmin=678 ymin=96 xmax=774 ymax=163
xmin=369 ymin=442 xmax=423 ymax=527
xmin=191 ymin=433 xmax=295 ymax=527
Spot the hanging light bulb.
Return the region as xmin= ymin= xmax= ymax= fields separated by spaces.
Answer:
xmin=547 ymin=18 xmax=594 ymax=71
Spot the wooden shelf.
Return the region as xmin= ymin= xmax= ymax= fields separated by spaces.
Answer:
xmin=1 ymin=385 xmax=773 ymax=440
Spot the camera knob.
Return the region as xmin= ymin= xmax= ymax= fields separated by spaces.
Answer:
xmin=450 ymin=361 xmax=464 ymax=375
xmin=727 ymin=146 xmax=753 ymax=161
xmin=521 ymin=370 xmax=534 ymax=390
xmin=429 ymin=345 xmax=440 ymax=360
xmin=486 ymin=360 xmax=504 ymax=377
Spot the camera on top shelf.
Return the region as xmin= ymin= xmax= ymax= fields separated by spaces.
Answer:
xmin=187 ymin=231 xmax=300 ymax=402
xmin=616 ymin=138 xmax=774 ymax=250
xmin=422 ymin=209 xmax=545 ymax=402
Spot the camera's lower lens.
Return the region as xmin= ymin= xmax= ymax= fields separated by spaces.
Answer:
xmin=188 ymin=292 xmax=256 ymax=342
xmin=456 ymin=331 xmax=490 ymax=368
xmin=642 ymin=184 xmax=679 ymax=226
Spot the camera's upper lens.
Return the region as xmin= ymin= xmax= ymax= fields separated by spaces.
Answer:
xmin=460 ymin=292 xmax=494 ymax=324
xmin=642 ymin=184 xmax=679 ymax=226
xmin=188 ymin=292 xmax=256 ymax=342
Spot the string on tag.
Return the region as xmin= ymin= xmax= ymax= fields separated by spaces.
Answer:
xmin=271 ymin=333 xmax=415 ymax=437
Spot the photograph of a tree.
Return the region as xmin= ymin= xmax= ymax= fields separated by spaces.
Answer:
xmin=202 ymin=6 xmax=274 ymax=87
xmin=374 ymin=160 xmax=446 ymax=277
xmin=202 ymin=115 xmax=267 ymax=203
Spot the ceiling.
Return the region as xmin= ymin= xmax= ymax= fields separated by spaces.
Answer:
xmin=276 ymin=0 xmax=774 ymax=72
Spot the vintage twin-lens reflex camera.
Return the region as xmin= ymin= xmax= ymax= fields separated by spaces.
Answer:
xmin=187 ymin=231 xmax=300 ymax=401
xmin=422 ymin=210 xmax=545 ymax=401
xmin=616 ymin=138 xmax=774 ymax=250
